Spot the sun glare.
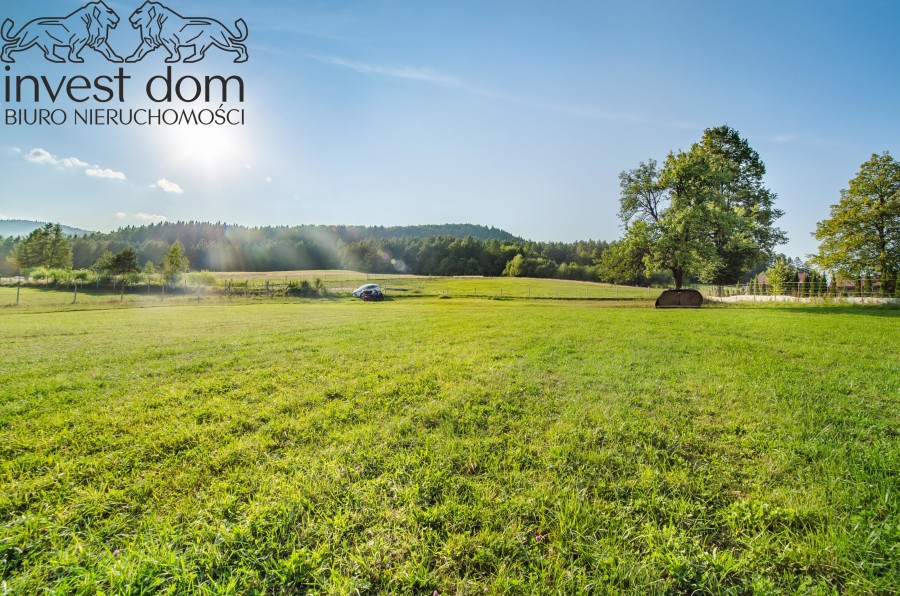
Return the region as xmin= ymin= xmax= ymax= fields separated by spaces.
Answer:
xmin=172 ymin=126 xmax=249 ymax=174
xmin=149 ymin=121 xmax=254 ymax=181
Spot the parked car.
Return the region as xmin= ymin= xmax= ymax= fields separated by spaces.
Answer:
xmin=353 ymin=283 xmax=380 ymax=297
xmin=360 ymin=288 xmax=385 ymax=301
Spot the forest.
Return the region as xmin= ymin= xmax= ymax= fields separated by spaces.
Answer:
xmin=0 ymin=221 xmax=625 ymax=283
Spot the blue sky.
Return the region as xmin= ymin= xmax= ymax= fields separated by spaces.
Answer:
xmin=1 ymin=0 xmax=898 ymax=260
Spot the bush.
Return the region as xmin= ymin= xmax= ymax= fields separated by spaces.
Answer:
xmin=765 ymin=259 xmax=793 ymax=296
xmin=27 ymin=266 xmax=50 ymax=281
xmin=185 ymin=271 xmax=218 ymax=287
xmin=557 ymin=262 xmax=598 ymax=281
xmin=287 ymin=278 xmax=327 ymax=298
xmin=503 ymin=255 xmax=559 ymax=278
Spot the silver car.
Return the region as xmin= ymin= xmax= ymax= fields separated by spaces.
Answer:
xmin=352 ymin=283 xmax=380 ymax=297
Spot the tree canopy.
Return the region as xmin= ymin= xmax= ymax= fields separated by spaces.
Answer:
xmin=812 ymin=152 xmax=900 ymax=292
xmin=618 ymin=125 xmax=785 ymax=288
xmin=111 ymin=247 xmax=141 ymax=277
xmin=7 ymin=223 xmax=73 ymax=272
xmin=0 ymin=222 xmax=616 ymax=282
xmin=160 ymin=242 xmax=190 ymax=285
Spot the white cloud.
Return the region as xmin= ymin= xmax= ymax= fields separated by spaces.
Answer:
xmin=24 ymin=148 xmax=89 ymax=168
xmin=265 ymin=176 xmax=272 ymax=183
xmin=309 ymin=55 xmax=657 ymax=126
xmin=62 ymin=157 xmax=90 ymax=168
xmin=136 ymin=213 xmax=168 ymax=223
xmin=116 ymin=211 xmax=127 ymax=219
xmin=24 ymin=148 xmax=61 ymax=165
xmin=24 ymin=147 xmax=127 ymax=181
xmin=308 ymin=54 xmax=463 ymax=88
xmin=86 ymin=168 xmax=126 ymax=181
xmin=767 ymin=134 xmax=795 ymax=144
xmin=155 ymin=178 xmax=184 ymax=194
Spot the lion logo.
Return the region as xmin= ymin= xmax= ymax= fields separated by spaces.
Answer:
xmin=1 ymin=1 xmax=124 ymax=63
xmin=125 ymin=2 xmax=248 ymax=63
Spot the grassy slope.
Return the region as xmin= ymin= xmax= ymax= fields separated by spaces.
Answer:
xmin=1 ymin=300 xmax=898 ymax=593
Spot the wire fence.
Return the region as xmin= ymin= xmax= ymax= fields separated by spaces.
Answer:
xmin=0 ymin=274 xmax=656 ymax=308
xmin=7 ymin=273 xmax=896 ymax=309
xmin=704 ymin=280 xmax=898 ymax=299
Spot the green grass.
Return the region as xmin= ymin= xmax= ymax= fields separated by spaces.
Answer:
xmin=1 ymin=299 xmax=898 ymax=593
xmin=202 ymin=270 xmax=654 ymax=299
xmin=0 ymin=285 xmax=207 ymax=309
xmin=2 ymin=274 xmax=651 ymax=311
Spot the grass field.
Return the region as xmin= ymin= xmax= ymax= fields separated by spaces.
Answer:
xmin=1 ymin=275 xmax=651 ymax=310
xmin=1 ymin=296 xmax=899 ymax=593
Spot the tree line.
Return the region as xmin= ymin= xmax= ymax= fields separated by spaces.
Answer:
xmin=611 ymin=125 xmax=897 ymax=293
xmin=0 ymin=222 xmax=626 ymax=283
xmin=2 ymin=126 xmax=897 ymax=291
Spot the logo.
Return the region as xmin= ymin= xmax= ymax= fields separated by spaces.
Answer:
xmin=126 ymin=2 xmax=248 ymax=64
xmin=1 ymin=2 xmax=123 ymax=63
xmin=1 ymin=2 xmax=248 ymax=64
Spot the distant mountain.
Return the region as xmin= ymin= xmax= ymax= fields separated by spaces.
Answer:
xmin=0 ymin=219 xmax=93 ymax=238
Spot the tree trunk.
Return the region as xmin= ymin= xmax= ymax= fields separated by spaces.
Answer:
xmin=672 ymin=268 xmax=684 ymax=289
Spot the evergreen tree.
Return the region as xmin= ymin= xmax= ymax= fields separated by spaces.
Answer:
xmin=8 ymin=223 xmax=73 ymax=272
xmin=111 ymin=247 xmax=140 ymax=277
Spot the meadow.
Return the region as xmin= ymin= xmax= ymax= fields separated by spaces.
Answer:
xmin=0 ymin=273 xmax=651 ymax=309
xmin=1 ymin=290 xmax=898 ymax=593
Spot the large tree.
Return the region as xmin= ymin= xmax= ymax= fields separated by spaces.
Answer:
xmin=8 ymin=223 xmax=73 ymax=272
xmin=812 ymin=152 xmax=900 ymax=292
xmin=618 ymin=126 xmax=785 ymax=288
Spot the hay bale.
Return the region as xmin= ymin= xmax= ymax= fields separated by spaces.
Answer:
xmin=655 ymin=289 xmax=703 ymax=308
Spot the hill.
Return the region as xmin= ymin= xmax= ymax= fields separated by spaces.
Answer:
xmin=333 ymin=224 xmax=521 ymax=242
xmin=0 ymin=219 xmax=93 ymax=238
xmin=0 ymin=220 xmax=608 ymax=280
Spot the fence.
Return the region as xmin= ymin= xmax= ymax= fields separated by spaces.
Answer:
xmin=705 ymin=280 xmax=898 ymax=300
xmin=0 ymin=274 xmax=657 ymax=308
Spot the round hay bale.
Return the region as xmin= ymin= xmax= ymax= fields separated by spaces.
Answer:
xmin=655 ymin=289 xmax=703 ymax=308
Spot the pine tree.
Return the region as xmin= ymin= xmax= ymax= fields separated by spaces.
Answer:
xmin=8 ymin=223 xmax=73 ymax=272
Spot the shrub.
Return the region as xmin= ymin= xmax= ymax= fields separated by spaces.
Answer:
xmin=287 ymin=278 xmax=327 ymax=298
xmin=764 ymin=259 xmax=793 ymax=296
xmin=185 ymin=271 xmax=218 ymax=287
